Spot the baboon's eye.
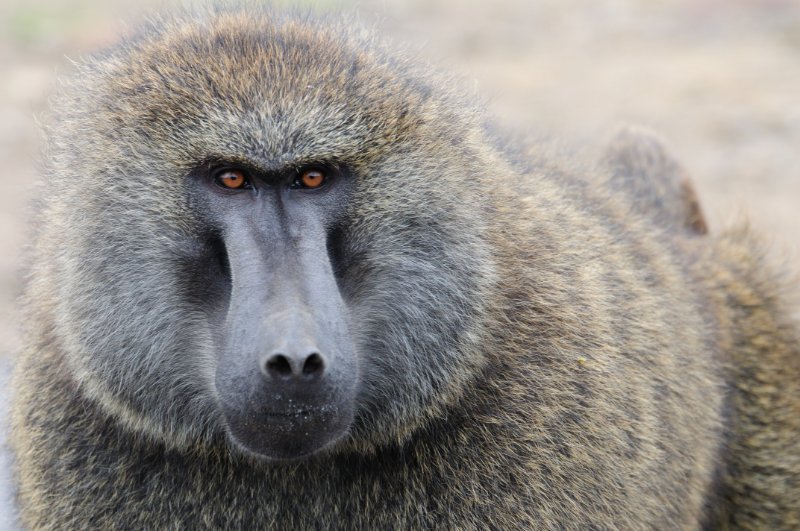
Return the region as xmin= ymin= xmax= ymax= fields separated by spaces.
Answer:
xmin=293 ymin=169 xmax=327 ymax=190
xmin=215 ymin=169 xmax=249 ymax=190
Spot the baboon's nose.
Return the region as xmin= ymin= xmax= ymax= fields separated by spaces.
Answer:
xmin=261 ymin=350 xmax=326 ymax=381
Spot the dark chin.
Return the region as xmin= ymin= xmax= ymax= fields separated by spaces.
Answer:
xmin=222 ymin=405 xmax=354 ymax=461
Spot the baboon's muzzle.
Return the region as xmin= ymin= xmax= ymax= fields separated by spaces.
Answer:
xmin=212 ymin=187 xmax=357 ymax=460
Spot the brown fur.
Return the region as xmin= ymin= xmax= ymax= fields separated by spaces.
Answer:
xmin=11 ymin=8 xmax=800 ymax=529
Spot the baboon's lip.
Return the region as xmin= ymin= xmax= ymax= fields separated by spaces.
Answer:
xmin=259 ymin=404 xmax=338 ymax=421
xmin=263 ymin=409 xmax=315 ymax=418
xmin=222 ymin=401 xmax=354 ymax=461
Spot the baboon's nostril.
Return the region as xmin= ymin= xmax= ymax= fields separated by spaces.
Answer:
xmin=264 ymin=354 xmax=293 ymax=379
xmin=302 ymin=353 xmax=325 ymax=378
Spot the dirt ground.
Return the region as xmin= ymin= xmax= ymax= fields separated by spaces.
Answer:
xmin=1 ymin=0 xmax=798 ymax=361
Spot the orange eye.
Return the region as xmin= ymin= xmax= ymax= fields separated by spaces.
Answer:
xmin=299 ymin=169 xmax=326 ymax=189
xmin=217 ymin=170 xmax=247 ymax=189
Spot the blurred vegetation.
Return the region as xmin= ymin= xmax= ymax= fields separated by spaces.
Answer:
xmin=5 ymin=5 xmax=89 ymax=46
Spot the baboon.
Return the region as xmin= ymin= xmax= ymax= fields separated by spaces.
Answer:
xmin=11 ymin=8 xmax=800 ymax=530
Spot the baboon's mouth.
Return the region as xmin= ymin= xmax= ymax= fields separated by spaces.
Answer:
xmin=219 ymin=397 xmax=354 ymax=461
xmin=263 ymin=409 xmax=315 ymax=419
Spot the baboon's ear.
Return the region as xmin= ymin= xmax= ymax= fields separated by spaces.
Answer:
xmin=603 ymin=126 xmax=708 ymax=236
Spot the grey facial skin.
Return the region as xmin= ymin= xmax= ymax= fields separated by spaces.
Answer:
xmin=194 ymin=164 xmax=357 ymax=459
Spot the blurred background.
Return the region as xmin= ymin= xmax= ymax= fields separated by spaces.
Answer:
xmin=0 ymin=0 xmax=798 ymax=362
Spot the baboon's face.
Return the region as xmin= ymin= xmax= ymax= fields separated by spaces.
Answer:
xmin=189 ymin=162 xmax=358 ymax=459
xmin=50 ymin=13 xmax=494 ymax=459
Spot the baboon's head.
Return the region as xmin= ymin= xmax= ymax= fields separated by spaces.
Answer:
xmin=45 ymin=10 xmax=496 ymax=460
